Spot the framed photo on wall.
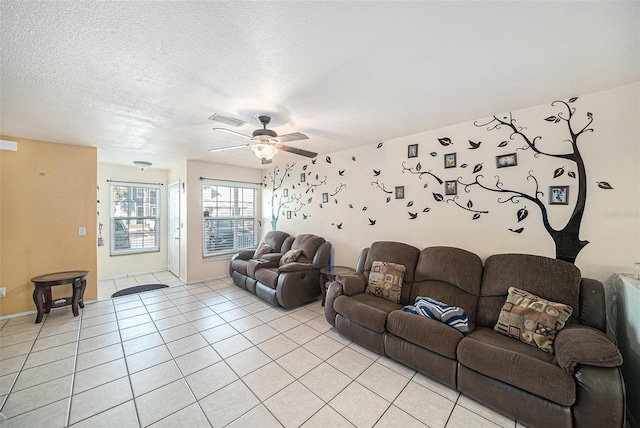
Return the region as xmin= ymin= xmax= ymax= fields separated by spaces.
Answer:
xmin=444 ymin=153 xmax=457 ymax=169
xmin=496 ymin=153 xmax=518 ymax=168
xmin=287 ymin=211 xmax=292 ymax=219
xmin=395 ymin=186 xmax=405 ymax=199
xmin=408 ymin=144 xmax=418 ymax=158
xmin=445 ymin=180 xmax=457 ymax=196
xmin=283 ymin=189 xmax=288 ymax=197
xmin=300 ymin=173 xmax=306 ymax=183
xmin=322 ymin=193 xmax=329 ymax=203
xmin=549 ymin=185 xmax=569 ymax=205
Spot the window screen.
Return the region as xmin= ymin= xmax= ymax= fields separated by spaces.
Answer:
xmin=202 ymin=180 xmax=258 ymax=257
xmin=110 ymin=182 xmax=161 ymax=255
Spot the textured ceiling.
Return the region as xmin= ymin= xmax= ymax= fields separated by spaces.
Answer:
xmin=1 ymin=1 xmax=639 ymax=169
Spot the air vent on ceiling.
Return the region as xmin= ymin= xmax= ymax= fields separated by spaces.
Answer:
xmin=208 ymin=113 xmax=246 ymax=127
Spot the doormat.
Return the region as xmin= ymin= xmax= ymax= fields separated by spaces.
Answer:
xmin=111 ymin=284 xmax=169 ymax=298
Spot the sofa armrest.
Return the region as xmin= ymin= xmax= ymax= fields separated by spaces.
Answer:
xmin=555 ymin=324 xmax=622 ymax=373
xmin=234 ymin=249 xmax=255 ymax=261
xmin=335 ymin=272 xmax=367 ymax=296
xmin=278 ymin=262 xmax=318 ymax=273
xmin=262 ymin=253 xmax=284 ymax=262
xmin=324 ymin=281 xmax=343 ymax=326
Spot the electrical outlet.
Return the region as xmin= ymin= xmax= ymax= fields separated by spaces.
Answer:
xmin=0 ymin=288 xmax=6 ymax=298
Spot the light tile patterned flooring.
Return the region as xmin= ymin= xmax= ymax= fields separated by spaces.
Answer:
xmin=0 ymin=271 xmax=525 ymax=428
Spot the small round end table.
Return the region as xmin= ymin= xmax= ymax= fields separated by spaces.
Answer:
xmin=31 ymin=270 xmax=89 ymax=323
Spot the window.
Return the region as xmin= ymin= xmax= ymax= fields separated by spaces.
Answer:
xmin=202 ymin=180 xmax=258 ymax=257
xmin=110 ymin=182 xmax=161 ymax=255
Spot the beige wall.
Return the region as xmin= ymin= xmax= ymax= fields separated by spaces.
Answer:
xmin=262 ymin=83 xmax=640 ymax=281
xmin=181 ymin=160 xmax=263 ymax=283
xmin=0 ymin=137 xmax=97 ymax=316
xmin=97 ymin=163 xmax=169 ymax=278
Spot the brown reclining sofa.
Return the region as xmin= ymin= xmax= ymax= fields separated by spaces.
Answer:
xmin=324 ymin=241 xmax=625 ymax=427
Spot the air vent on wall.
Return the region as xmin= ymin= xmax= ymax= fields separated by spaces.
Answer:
xmin=208 ymin=113 xmax=246 ymax=127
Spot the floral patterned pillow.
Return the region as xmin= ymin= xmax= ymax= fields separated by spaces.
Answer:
xmin=252 ymin=242 xmax=273 ymax=259
xmin=279 ymin=249 xmax=302 ymax=266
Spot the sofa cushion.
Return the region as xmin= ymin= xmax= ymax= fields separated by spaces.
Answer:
xmin=334 ymin=293 xmax=401 ymax=333
xmin=554 ymin=324 xmax=623 ymax=373
xmin=262 ymin=231 xmax=290 ymax=252
xmin=403 ymin=297 xmax=469 ymax=335
xmin=387 ymin=310 xmax=463 ymax=359
xmin=230 ymin=258 xmax=249 ymax=275
xmin=478 ymin=254 xmax=581 ymax=328
xmin=494 ymin=287 xmax=573 ymax=353
xmin=279 ymin=249 xmax=302 ymax=266
xmin=457 ymin=327 xmax=576 ymax=406
xmin=291 ymin=234 xmax=325 ymax=260
xmin=253 ymin=242 xmax=273 ymax=259
xmin=366 ymin=261 xmax=405 ymax=303
xmin=254 ymin=268 xmax=279 ymax=289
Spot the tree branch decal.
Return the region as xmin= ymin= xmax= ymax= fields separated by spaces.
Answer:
xmin=401 ymin=161 xmax=444 ymax=185
xmin=268 ymin=163 xmax=303 ymax=230
xmin=469 ymin=98 xmax=595 ymax=263
xmin=305 ymin=175 xmax=327 ymax=194
xmin=330 ymin=183 xmax=346 ymax=197
xmin=371 ymin=179 xmax=393 ymax=194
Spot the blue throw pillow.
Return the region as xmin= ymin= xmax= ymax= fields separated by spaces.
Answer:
xmin=409 ymin=296 xmax=469 ymax=335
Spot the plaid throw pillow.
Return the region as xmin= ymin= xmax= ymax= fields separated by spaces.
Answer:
xmin=494 ymin=287 xmax=573 ymax=353
xmin=366 ymin=261 xmax=405 ymax=304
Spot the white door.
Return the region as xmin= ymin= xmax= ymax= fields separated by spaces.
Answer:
xmin=168 ymin=181 xmax=180 ymax=277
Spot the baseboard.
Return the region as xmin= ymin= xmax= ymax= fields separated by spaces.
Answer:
xmin=0 ymin=300 xmax=99 ymax=321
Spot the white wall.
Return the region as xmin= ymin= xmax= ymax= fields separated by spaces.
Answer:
xmin=97 ymin=163 xmax=169 ymax=278
xmin=262 ymin=83 xmax=640 ymax=281
xmin=183 ymin=160 xmax=263 ymax=283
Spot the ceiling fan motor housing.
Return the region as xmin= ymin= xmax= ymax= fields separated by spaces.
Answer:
xmin=252 ymin=116 xmax=278 ymax=140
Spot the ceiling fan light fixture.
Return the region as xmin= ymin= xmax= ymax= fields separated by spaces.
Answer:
xmin=251 ymin=143 xmax=278 ymax=160
xmin=133 ymin=161 xmax=152 ymax=171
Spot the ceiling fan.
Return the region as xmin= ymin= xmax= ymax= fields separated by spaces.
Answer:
xmin=209 ymin=115 xmax=318 ymax=164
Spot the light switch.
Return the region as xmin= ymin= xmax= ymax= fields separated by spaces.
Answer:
xmin=79 ymin=227 xmax=86 ymax=236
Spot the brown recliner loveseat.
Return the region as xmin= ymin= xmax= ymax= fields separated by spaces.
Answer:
xmin=230 ymin=232 xmax=331 ymax=308
xmin=324 ymin=241 xmax=625 ymax=428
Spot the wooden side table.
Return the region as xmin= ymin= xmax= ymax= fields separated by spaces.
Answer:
xmin=31 ymin=270 xmax=89 ymax=323
xmin=319 ymin=266 xmax=355 ymax=306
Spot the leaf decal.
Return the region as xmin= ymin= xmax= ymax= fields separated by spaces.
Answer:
xmin=377 ymin=142 xmax=384 ymax=149
xmin=423 ymin=207 xmax=431 ymax=213
xmin=498 ymin=141 xmax=508 ymax=148
xmin=352 ymin=156 xmax=356 ymax=161
xmin=312 ymin=158 xmax=317 ymax=164
xmin=386 ymin=196 xmax=391 ymax=203
xmin=319 ymin=203 xmax=323 ymax=208
xmin=438 ymin=137 xmax=452 ymax=146
xmin=315 ymin=174 xmax=319 ymax=180
xmin=472 ymin=213 xmax=481 ymax=220
xmin=368 ymin=218 xmax=376 ymax=225
xmin=302 ymin=165 xmax=308 ymax=171
xmin=433 ymin=193 xmax=444 ymax=202
xmin=326 ymin=156 xmax=332 ymax=164
xmin=348 ymin=204 xmax=353 ymax=208
xmin=468 ymin=140 xmax=482 ymax=150
xmin=467 ymin=200 xmax=473 ymax=209
xmin=473 ymin=163 xmax=483 ymax=173
xmin=568 ymin=171 xmax=576 ymax=179
xmin=587 ymin=112 xmax=593 ymax=119
xmin=416 ymin=162 xmax=422 ymax=172
xmin=568 ymin=97 xmax=579 ymax=103
xmin=597 ymin=181 xmax=614 ymax=190
xmin=430 ymin=152 xmax=438 ymax=157
xmin=544 ymin=116 xmax=557 ymax=122
xmin=553 ymin=167 xmax=565 ymax=178
xmin=334 ymin=199 xmax=338 ymax=204
xmin=517 ymin=206 xmax=528 ymax=222
xmin=509 ymin=227 xmax=524 ymax=234
xmin=460 ymin=164 xmax=468 ymax=168
xmin=423 ymin=183 xmax=429 ymax=188
xmin=362 ymin=206 xmax=368 ymax=211
xmin=338 ymin=170 xmax=345 ymax=176
xmin=407 ymin=201 xmax=414 ymax=207
xmin=408 ymin=212 xmax=418 ymax=219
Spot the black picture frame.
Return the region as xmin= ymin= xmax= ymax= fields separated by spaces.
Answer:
xmin=300 ymin=173 xmax=306 ymax=183
xmin=395 ymin=186 xmax=405 ymax=199
xmin=496 ymin=153 xmax=518 ymax=168
xmin=283 ymin=189 xmax=288 ymax=197
xmin=444 ymin=153 xmax=457 ymax=169
xmin=287 ymin=210 xmax=292 ymax=219
xmin=549 ymin=185 xmax=569 ymax=205
xmin=322 ymin=193 xmax=329 ymax=203
xmin=445 ymin=180 xmax=457 ymax=196
xmin=408 ymin=144 xmax=418 ymax=158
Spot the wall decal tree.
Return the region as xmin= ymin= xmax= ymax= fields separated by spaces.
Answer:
xmin=267 ymin=163 xmax=304 ymax=230
xmin=459 ymin=98 xmax=600 ymax=263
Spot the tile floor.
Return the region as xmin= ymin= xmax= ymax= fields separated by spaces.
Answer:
xmin=0 ymin=271 xmax=525 ymax=428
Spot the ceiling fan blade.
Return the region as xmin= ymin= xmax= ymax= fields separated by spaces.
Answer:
xmin=273 ymin=132 xmax=309 ymax=144
xmin=280 ymin=144 xmax=318 ymax=158
xmin=212 ymin=128 xmax=251 ymax=139
xmin=208 ymin=143 xmax=250 ymax=152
